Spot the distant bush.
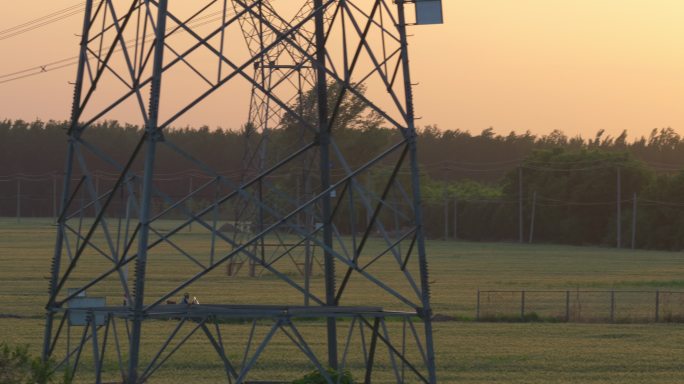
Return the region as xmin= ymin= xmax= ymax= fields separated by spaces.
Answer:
xmin=292 ymin=368 xmax=354 ymax=384
xmin=0 ymin=342 xmax=71 ymax=384
xmin=478 ymin=312 xmax=565 ymax=323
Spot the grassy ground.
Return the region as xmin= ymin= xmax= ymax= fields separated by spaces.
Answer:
xmin=2 ymin=218 xmax=684 ymax=382
xmin=3 ymin=319 xmax=684 ymax=383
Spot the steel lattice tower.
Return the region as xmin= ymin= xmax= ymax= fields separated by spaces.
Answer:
xmin=230 ymin=1 xmax=319 ymax=277
xmin=43 ymin=1 xmax=438 ymax=383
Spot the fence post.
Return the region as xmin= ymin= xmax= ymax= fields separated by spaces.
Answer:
xmin=453 ymin=197 xmax=458 ymax=240
xmin=518 ymin=167 xmax=524 ymax=243
xmin=366 ymin=172 xmax=373 ymax=228
xmin=188 ymin=175 xmax=193 ymax=232
xmin=16 ymin=178 xmax=21 ymax=223
xmin=52 ymin=174 xmax=58 ymax=222
xmin=616 ymin=167 xmax=621 ymax=249
xmin=655 ymin=290 xmax=660 ymax=323
xmin=528 ymin=191 xmax=537 ymax=244
xmin=631 ymin=192 xmax=637 ymax=249
xmin=610 ymin=290 xmax=615 ymax=323
xmin=443 ymin=185 xmax=448 ymax=241
xmin=565 ymin=290 xmax=570 ymax=322
xmin=476 ymin=289 xmax=480 ymax=321
xmin=521 ymin=290 xmax=526 ymax=320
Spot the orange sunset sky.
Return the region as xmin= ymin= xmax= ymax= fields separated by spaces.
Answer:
xmin=0 ymin=1 xmax=682 ymax=139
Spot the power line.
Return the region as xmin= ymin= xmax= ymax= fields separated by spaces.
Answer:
xmin=0 ymin=2 xmax=84 ymax=36
xmin=0 ymin=2 xmax=86 ymax=41
xmin=0 ymin=56 xmax=78 ymax=80
xmin=421 ymin=161 xmax=684 ymax=174
xmin=0 ymin=61 xmax=78 ymax=85
xmin=0 ymin=9 xmax=84 ymax=41
xmin=422 ymin=158 xmax=526 ymax=166
xmin=0 ymin=8 xmax=233 ymax=85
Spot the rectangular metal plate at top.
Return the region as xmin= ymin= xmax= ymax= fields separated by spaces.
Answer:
xmin=67 ymin=297 xmax=107 ymax=326
xmin=416 ymin=0 xmax=444 ymax=25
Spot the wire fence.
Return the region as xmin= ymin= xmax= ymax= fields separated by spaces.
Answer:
xmin=0 ymin=172 xmax=247 ymax=221
xmin=5 ymin=172 xmax=684 ymax=248
xmin=476 ymin=289 xmax=684 ymax=323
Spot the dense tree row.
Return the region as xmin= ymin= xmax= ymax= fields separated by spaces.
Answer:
xmin=2 ymin=119 xmax=684 ymax=250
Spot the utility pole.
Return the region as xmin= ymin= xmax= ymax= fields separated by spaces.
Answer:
xmin=631 ymin=192 xmax=637 ymax=249
xmin=366 ymin=172 xmax=373 ymax=228
xmin=443 ymin=185 xmax=449 ymax=240
xmin=518 ymin=167 xmax=523 ymax=243
xmin=16 ymin=177 xmax=21 ymax=223
xmin=188 ymin=175 xmax=193 ymax=232
xmin=616 ymin=167 xmax=621 ymax=249
xmin=453 ymin=197 xmax=458 ymax=240
xmin=52 ymin=174 xmax=58 ymax=222
xmin=528 ymin=191 xmax=537 ymax=244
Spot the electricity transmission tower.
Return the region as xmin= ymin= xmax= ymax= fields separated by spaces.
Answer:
xmin=43 ymin=1 xmax=441 ymax=382
xmin=230 ymin=1 xmax=319 ymax=277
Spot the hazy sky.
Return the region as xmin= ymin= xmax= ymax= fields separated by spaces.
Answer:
xmin=0 ymin=1 xmax=682 ymax=139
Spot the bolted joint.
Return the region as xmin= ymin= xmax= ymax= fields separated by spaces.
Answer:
xmin=317 ymin=130 xmax=330 ymax=146
xmin=416 ymin=306 xmax=432 ymax=320
xmin=69 ymin=126 xmax=86 ymax=140
xmin=45 ymin=305 xmax=58 ymax=314
xmin=147 ymin=128 xmax=165 ymax=143
xmin=128 ymin=308 xmax=147 ymax=322
xmin=406 ymin=127 xmax=419 ymax=143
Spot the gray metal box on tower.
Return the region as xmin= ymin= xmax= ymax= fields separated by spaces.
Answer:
xmin=67 ymin=296 xmax=106 ymax=326
xmin=415 ymin=0 xmax=443 ymax=25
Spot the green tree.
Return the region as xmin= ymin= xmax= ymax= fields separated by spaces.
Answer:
xmin=0 ymin=342 xmax=71 ymax=384
xmin=292 ymin=368 xmax=354 ymax=384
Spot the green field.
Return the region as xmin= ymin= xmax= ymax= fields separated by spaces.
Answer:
xmin=2 ymin=218 xmax=684 ymax=383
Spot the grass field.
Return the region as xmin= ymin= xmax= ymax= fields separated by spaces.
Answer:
xmin=2 ymin=218 xmax=684 ymax=383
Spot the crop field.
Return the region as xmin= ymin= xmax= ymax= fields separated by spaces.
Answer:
xmin=2 ymin=218 xmax=684 ymax=383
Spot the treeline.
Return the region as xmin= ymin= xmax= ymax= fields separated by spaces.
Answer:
xmin=4 ymin=119 xmax=684 ymax=178
xmin=2 ymin=119 xmax=684 ymax=250
xmin=422 ymin=149 xmax=684 ymax=250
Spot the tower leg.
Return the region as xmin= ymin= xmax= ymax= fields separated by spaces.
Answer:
xmin=127 ymin=1 xmax=168 ymax=382
xmin=397 ymin=1 xmax=437 ymax=382
xmin=43 ymin=0 xmax=94 ymax=363
xmin=313 ymin=0 xmax=337 ymax=370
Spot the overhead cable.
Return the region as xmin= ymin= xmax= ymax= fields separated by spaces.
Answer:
xmin=0 ymin=8 xmax=233 ymax=85
xmin=0 ymin=2 xmax=86 ymax=41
